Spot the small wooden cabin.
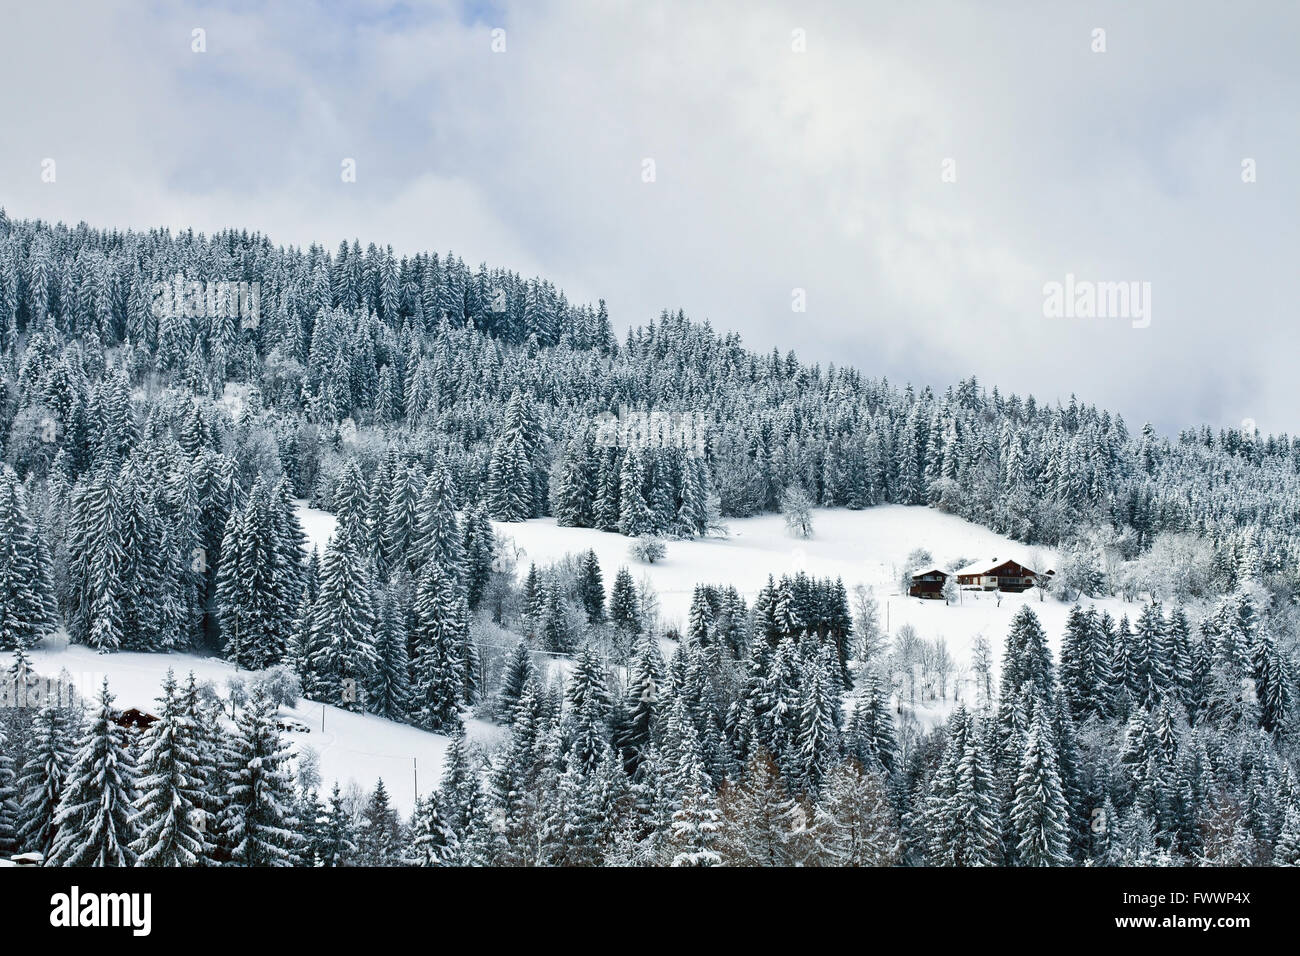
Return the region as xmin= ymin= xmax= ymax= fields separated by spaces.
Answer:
xmin=909 ymin=568 xmax=949 ymax=599
xmin=113 ymin=708 xmax=160 ymax=731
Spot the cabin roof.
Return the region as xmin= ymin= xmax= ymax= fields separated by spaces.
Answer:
xmin=910 ymin=567 xmax=948 ymax=579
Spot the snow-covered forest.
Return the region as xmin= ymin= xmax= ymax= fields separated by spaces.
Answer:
xmin=0 ymin=209 xmax=1298 ymax=867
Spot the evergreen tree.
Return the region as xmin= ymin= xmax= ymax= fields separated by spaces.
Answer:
xmin=411 ymin=563 xmax=470 ymax=731
xmin=408 ymin=793 xmax=456 ymax=866
xmin=818 ymin=760 xmax=901 ymax=866
xmin=487 ymin=391 xmax=537 ymax=522
xmin=0 ymin=469 xmax=56 ymax=650
xmin=609 ymin=567 xmax=641 ymax=635
xmin=0 ymin=722 xmax=18 ymax=855
xmin=1010 ymin=709 xmax=1071 ymax=866
xmin=367 ymin=587 xmax=411 ymax=720
xmin=14 ymin=705 xmax=75 ymax=858
xmin=495 ymin=641 xmax=535 ymax=722
xmin=717 ymin=749 xmax=794 ymax=866
xmin=307 ymin=528 xmax=376 ymax=711
xmin=413 ymin=463 xmax=464 ymax=578
xmin=132 ymin=671 xmax=210 ymax=866
xmin=577 ymin=549 xmax=605 ymax=623
xmin=357 ymin=779 xmax=401 ymax=866
xmin=221 ymin=690 xmax=299 ymax=866
xmin=48 ymin=680 xmax=139 ymax=866
xmin=316 ymin=782 xmax=358 ymax=867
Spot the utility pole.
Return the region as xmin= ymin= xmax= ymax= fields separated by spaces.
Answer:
xmin=413 ymin=757 xmax=418 ymax=805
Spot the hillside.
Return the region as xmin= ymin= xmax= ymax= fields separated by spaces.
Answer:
xmin=0 ymin=210 xmax=1295 ymax=871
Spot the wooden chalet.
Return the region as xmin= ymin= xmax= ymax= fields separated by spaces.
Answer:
xmin=908 ymin=568 xmax=949 ymax=599
xmin=955 ymin=557 xmax=1042 ymax=593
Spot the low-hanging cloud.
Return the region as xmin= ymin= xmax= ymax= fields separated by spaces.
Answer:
xmin=1 ymin=0 xmax=1296 ymax=435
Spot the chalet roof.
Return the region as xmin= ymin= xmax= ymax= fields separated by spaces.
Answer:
xmin=955 ymin=557 xmax=1039 ymax=577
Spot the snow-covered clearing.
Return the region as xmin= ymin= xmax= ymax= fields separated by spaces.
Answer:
xmin=301 ymin=500 xmax=1142 ymax=716
xmin=24 ymin=503 xmax=1143 ymax=812
xmin=493 ymin=504 xmax=1136 ymax=668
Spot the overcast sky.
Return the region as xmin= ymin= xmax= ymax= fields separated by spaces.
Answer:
xmin=2 ymin=1 xmax=1296 ymax=435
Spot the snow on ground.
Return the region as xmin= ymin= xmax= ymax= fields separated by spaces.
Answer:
xmin=23 ymin=502 xmax=1143 ymax=810
xmin=493 ymin=504 xmax=1140 ymax=721
xmin=296 ymin=499 xmax=1142 ymax=714
xmin=26 ymin=633 xmax=504 ymax=816
xmin=296 ymin=501 xmax=338 ymax=557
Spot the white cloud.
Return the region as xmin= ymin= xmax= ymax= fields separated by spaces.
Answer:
xmin=1 ymin=0 xmax=1296 ymax=433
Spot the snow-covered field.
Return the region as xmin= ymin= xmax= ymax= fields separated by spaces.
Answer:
xmin=491 ymin=504 xmax=1135 ymax=666
xmin=25 ymin=503 xmax=1142 ymax=811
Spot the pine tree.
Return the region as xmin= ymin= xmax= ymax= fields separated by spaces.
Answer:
xmin=618 ymin=451 xmax=654 ymax=537
xmin=413 ymin=463 xmax=464 ymax=578
xmin=818 ymin=760 xmax=901 ymax=866
xmin=540 ymin=578 xmax=572 ymax=654
xmin=1010 ymin=709 xmax=1071 ymax=866
xmin=132 ymin=670 xmax=210 ymax=865
xmin=221 ymin=690 xmax=299 ymax=866
xmin=460 ymin=503 xmax=496 ymax=610
xmin=687 ymin=586 xmax=716 ymax=646
xmin=495 ymin=641 xmax=535 ymax=722
xmin=620 ymin=635 xmax=665 ymax=770
xmin=667 ymin=738 xmax=722 ymax=866
xmin=357 ymin=779 xmax=401 ymax=866
xmin=795 ymin=660 xmax=838 ymax=795
xmin=408 ymin=793 xmax=456 ymax=866
xmin=1274 ymin=804 xmax=1300 ymax=866
xmin=179 ymin=672 xmax=227 ymax=859
xmin=487 ymin=391 xmax=537 ymax=522
xmin=411 ymin=563 xmax=469 ymax=731
xmin=1250 ymin=627 xmax=1292 ymax=735
xmin=716 ymin=749 xmax=795 ymax=866
xmin=577 ymin=549 xmax=605 ymax=623
xmin=307 ymin=528 xmax=376 ymax=711
xmin=999 ymin=606 xmax=1055 ymax=717
xmin=67 ymin=469 xmax=126 ymax=652
xmin=316 ymin=782 xmax=358 ymax=867
xmin=217 ymin=476 xmax=293 ymax=669
xmin=0 ymin=469 xmax=56 ymax=650
xmin=953 ymin=729 xmax=1006 ymax=866
xmin=367 ymin=587 xmax=410 ymax=720
xmin=438 ymin=722 xmax=492 ymax=864
xmin=382 ymin=461 xmax=423 ymax=575
xmin=332 ymin=461 xmax=369 ymax=545
xmin=845 ymin=668 xmax=897 ymax=774
xmin=564 ymin=647 xmax=612 ymax=774
xmin=14 ymin=702 xmax=74 ymax=858
xmin=554 ymin=435 xmax=595 ymax=528
xmin=609 ymin=566 xmax=641 ymax=635
xmin=0 ymin=722 xmax=18 ymax=855
xmin=48 ymin=680 xmax=139 ymax=866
